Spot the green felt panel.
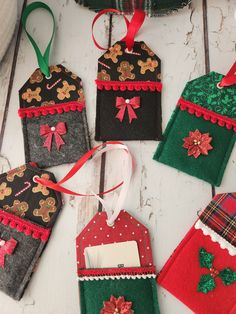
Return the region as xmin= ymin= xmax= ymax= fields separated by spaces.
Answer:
xmin=181 ymin=72 xmax=236 ymax=119
xmin=79 ymin=277 xmax=160 ymax=314
xmin=154 ymin=108 xmax=236 ymax=186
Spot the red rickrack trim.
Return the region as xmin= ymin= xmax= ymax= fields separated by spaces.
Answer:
xmin=0 ymin=209 xmax=50 ymax=241
xmin=178 ymin=97 xmax=236 ymax=132
xmin=77 ymin=266 xmax=156 ymax=277
xmin=18 ymin=101 xmax=85 ymax=119
xmin=96 ymin=80 xmax=162 ymax=92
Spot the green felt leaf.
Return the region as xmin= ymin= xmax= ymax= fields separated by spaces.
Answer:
xmin=198 ymin=274 xmax=216 ymax=294
xmin=219 ymin=268 xmax=236 ymax=286
xmin=199 ymin=248 xmax=214 ymax=269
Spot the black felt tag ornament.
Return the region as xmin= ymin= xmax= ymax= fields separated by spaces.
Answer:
xmin=94 ymin=9 xmax=162 ymax=141
xmin=18 ymin=2 xmax=90 ymax=168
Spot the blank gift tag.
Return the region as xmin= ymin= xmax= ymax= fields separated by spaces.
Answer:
xmin=84 ymin=241 xmax=141 ymax=268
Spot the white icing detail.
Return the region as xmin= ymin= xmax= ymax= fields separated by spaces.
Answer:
xmin=78 ymin=273 xmax=156 ymax=281
xmin=195 ymin=220 xmax=236 ymax=256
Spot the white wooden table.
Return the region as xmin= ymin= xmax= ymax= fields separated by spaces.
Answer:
xmin=0 ymin=1 xmax=235 ymax=313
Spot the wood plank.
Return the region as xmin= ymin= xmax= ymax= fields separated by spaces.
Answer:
xmin=207 ymin=0 xmax=236 ymax=194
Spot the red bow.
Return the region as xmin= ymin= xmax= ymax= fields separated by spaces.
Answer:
xmin=0 ymin=238 xmax=17 ymax=268
xmin=116 ymin=97 xmax=140 ymax=123
xmin=40 ymin=122 xmax=67 ymax=152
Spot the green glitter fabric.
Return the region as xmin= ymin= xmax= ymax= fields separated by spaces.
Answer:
xmin=198 ymin=248 xmax=236 ymax=294
xmin=181 ymin=72 xmax=236 ymax=119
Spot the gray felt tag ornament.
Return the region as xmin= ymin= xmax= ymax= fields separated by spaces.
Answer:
xmin=18 ymin=2 xmax=90 ymax=168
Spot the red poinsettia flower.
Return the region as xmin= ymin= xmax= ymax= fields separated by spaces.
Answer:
xmin=100 ymin=296 xmax=134 ymax=314
xmin=183 ymin=129 xmax=213 ymax=158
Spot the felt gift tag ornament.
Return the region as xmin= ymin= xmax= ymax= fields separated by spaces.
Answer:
xmin=18 ymin=2 xmax=90 ymax=168
xmin=35 ymin=142 xmax=160 ymax=313
xmin=154 ymin=61 xmax=236 ymax=186
xmin=93 ymin=9 xmax=162 ymax=141
xmin=157 ymin=192 xmax=236 ymax=314
xmin=0 ymin=163 xmax=62 ymax=300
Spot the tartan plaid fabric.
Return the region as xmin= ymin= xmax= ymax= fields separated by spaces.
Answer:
xmin=199 ymin=193 xmax=236 ymax=247
xmin=76 ymin=0 xmax=191 ymax=16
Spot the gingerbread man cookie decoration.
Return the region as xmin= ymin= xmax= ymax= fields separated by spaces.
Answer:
xmin=117 ymin=61 xmax=135 ymax=81
xmin=97 ymin=69 xmax=111 ymax=81
xmin=0 ymin=182 xmax=12 ymax=200
xmin=57 ymin=80 xmax=76 ymax=100
xmin=104 ymin=44 xmax=123 ymax=63
xmin=3 ymin=200 xmax=29 ymax=217
xmin=138 ymin=58 xmax=158 ymax=74
xmin=77 ymin=88 xmax=85 ymax=102
xmin=6 ymin=165 xmax=26 ymax=182
xmin=29 ymin=69 xmax=43 ymax=84
xmin=32 ymin=173 xmax=50 ymax=196
xmin=33 ymin=197 xmax=57 ymax=222
xmin=49 ymin=65 xmax=62 ymax=73
xmin=22 ymin=87 xmax=42 ymax=103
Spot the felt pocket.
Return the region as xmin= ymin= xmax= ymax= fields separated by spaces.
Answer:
xmin=158 ymin=193 xmax=236 ymax=314
xmin=18 ymin=64 xmax=90 ymax=168
xmin=154 ymin=107 xmax=236 ymax=186
xmin=78 ymin=266 xmax=160 ymax=314
xmin=95 ymin=89 xmax=162 ymax=141
xmin=0 ymin=209 xmax=49 ymax=300
xmin=0 ymin=163 xmax=62 ymax=300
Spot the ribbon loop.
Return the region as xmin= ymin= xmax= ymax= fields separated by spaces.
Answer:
xmin=124 ymin=9 xmax=146 ymax=51
xmin=22 ymin=1 xmax=55 ymax=77
xmin=92 ymin=8 xmax=145 ymax=51
xmin=219 ymin=61 xmax=236 ymax=87
xmin=35 ymin=142 xmax=133 ymax=225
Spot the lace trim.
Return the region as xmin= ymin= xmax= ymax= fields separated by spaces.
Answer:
xmin=0 ymin=209 xmax=50 ymax=241
xmin=96 ymin=80 xmax=162 ymax=92
xmin=178 ymin=97 xmax=236 ymax=132
xmin=195 ymin=220 xmax=236 ymax=256
xmin=18 ymin=101 xmax=85 ymax=119
xmin=77 ymin=266 xmax=156 ymax=281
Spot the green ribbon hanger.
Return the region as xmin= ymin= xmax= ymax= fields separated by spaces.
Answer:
xmin=22 ymin=1 xmax=55 ymax=78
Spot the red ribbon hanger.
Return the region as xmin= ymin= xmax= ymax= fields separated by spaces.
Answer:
xmin=92 ymin=8 xmax=145 ymax=51
xmin=35 ymin=141 xmax=130 ymax=197
xmin=219 ymin=61 xmax=236 ymax=87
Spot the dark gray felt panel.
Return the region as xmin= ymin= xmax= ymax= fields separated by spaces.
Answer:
xmin=23 ymin=110 xmax=90 ymax=168
xmin=0 ymin=224 xmax=46 ymax=300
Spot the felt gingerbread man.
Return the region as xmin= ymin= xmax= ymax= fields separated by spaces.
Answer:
xmin=33 ymin=197 xmax=56 ymax=222
xmin=32 ymin=173 xmax=50 ymax=196
xmin=117 ymin=61 xmax=135 ymax=81
xmin=29 ymin=69 xmax=43 ymax=84
xmin=104 ymin=44 xmax=123 ymax=63
xmin=57 ymin=80 xmax=76 ymax=100
xmin=138 ymin=58 xmax=158 ymax=74
xmin=97 ymin=69 xmax=111 ymax=81
xmin=3 ymin=200 xmax=29 ymax=217
xmin=21 ymin=87 xmax=42 ymax=103
xmin=0 ymin=182 xmax=12 ymax=200
xmin=6 ymin=165 xmax=26 ymax=182
xmin=49 ymin=65 xmax=62 ymax=73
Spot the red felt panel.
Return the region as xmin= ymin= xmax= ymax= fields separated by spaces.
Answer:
xmin=157 ymin=226 xmax=236 ymax=314
xmin=76 ymin=210 xmax=153 ymax=270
